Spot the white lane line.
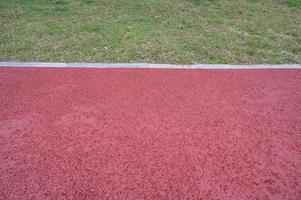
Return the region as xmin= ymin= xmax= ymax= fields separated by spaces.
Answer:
xmin=0 ymin=62 xmax=300 ymax=69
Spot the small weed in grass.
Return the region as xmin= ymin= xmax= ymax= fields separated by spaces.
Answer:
xmin=189 ymin=0 xmax=219 ymax=5
xmin=288 ymin=0 xmax=301 ymax=9
xmin=80 ymin=24 xmax=104 ymax=33
xmin=82 ymin=0 xmax=95 ymax=5
xmin=131 ymin=1 xmax=145 ymax=9
xmin=53 ymin=0 xmax=67 ymax=5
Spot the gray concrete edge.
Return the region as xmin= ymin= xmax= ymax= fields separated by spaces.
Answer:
xmin=0 ymin=62 xmax=300 ymax=69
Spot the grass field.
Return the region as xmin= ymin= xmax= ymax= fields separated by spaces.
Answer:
xmin=0 ymin=0 xmax=300 ymax=64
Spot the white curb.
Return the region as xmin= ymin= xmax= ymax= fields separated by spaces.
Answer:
xmin=0 ymin=62 xmax=300 ymax=69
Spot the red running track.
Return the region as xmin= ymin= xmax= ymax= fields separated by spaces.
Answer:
xmin=0 ymin=67 xmax=300 ymax=200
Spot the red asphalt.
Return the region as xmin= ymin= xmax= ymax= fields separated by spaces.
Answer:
xmin=0 ymin=67 xmax=300 ymax=200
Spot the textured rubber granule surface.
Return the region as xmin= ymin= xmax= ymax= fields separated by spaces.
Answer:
xmin=0 ymin=68 xmax=300 ymax=200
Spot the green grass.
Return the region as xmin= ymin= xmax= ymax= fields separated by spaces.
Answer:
xmin=0 ymin=0 xmax=300 ymax=64
xmin=288 ymin=0 xmax=301 ymax=8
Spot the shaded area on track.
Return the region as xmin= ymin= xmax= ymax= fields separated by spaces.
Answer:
xmin=0 ymin=68 xmax=301 ymax=199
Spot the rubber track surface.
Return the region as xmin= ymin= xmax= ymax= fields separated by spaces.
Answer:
xmin=0 ymin=68 xmax=300 ymax=200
